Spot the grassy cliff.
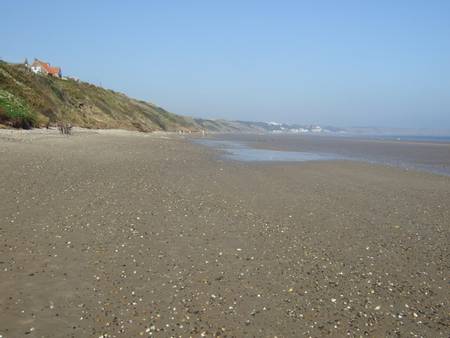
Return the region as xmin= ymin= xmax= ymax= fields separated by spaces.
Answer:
xmin=0 ymin=61 xmax=198 ymax=131
xmin=0 ymin=60 xmax=312 ymax=134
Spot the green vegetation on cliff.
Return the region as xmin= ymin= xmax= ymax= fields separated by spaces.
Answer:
xmin=0 ymin=89 xmax=39 ymax=129
xmin=0 ymin=60 xmax=197 ymax=131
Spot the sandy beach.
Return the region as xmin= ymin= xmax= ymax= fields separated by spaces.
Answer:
xmin=0 ymin=130 xmax=449 ymax=337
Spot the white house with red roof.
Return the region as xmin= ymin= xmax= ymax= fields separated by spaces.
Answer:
xmin=30 ymin=59 xmax=62 ymax=78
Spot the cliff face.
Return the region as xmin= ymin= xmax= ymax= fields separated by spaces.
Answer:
xmin=0 ymin=61 xmax=198 ymax=131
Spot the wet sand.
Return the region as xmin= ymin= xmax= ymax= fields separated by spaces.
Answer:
xmin=0 ymin=131 xmax=449 ymax=337
xmin=213 ymin=133 xmax=450 ymax=175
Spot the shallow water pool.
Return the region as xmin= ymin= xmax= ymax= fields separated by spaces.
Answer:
xmin=194 ymin=139 xmax=342 ymax=162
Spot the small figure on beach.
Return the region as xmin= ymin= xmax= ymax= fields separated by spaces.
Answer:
xmin=57 ymin=122 xmax=73 ymax=135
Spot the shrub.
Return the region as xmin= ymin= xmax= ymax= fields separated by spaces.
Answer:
xmin=0 ymin=90 xmax=38 ymax=129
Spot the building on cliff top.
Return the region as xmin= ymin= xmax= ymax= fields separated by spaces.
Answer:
xmin=30 ymin=59 xmax=62 ymax=78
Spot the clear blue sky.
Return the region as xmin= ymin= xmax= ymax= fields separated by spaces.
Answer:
xmin=3 ymin=0 xmax=450 ymax=128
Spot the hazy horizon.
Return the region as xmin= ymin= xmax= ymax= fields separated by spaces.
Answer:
xmin=3 ymin=1 xmax=450 ymax=129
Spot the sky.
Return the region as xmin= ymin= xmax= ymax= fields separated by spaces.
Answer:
xmin=2 ymin=0 xmax=450 ymax=129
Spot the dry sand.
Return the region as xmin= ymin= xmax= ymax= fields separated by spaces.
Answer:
xmin=0 ymin=130 xmax=449 ymax=337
